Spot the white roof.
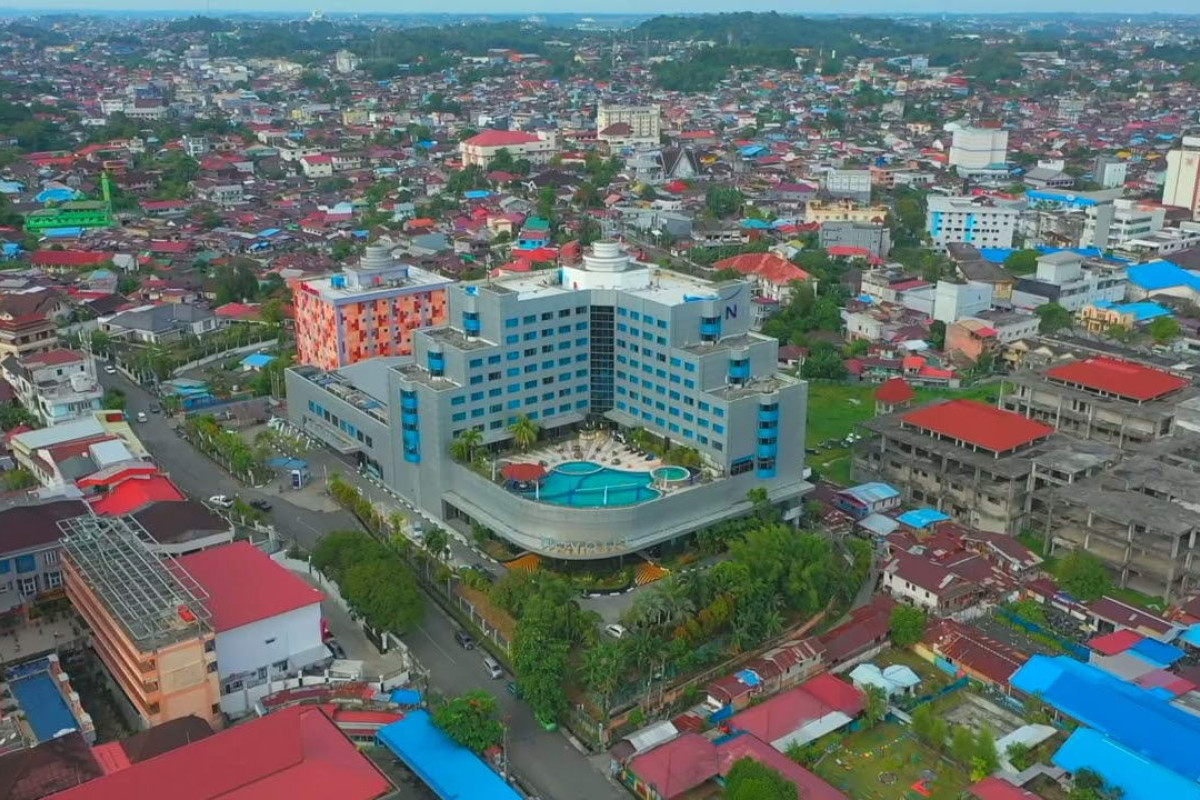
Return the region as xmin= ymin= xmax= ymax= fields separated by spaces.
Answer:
xmin=624 ymin=720 xmax=679 ymax=754
xmin=12 ymin=417 xmax=105 ymax=450
xmin=89 ymin=439 xmax=134 ymax=467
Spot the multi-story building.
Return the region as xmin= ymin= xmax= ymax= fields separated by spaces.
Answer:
xmin=0 ymin=349 xmax=103 ymax=427
xmin=1112 ymin=221 xmax=1200 ymax=261
xmin=804 ymin=200 xmax=888 ymax=226
xmin=926 ymin=196 xmax=1020 ymax=251
xmin=1081 ymin=199 xmax=1165 ymax=251
xmin=853 ymin=398 xmax=1107 ymax=534
xmin=288 ymin=242 xmax=809 ymax=559
xmin=1001 ymin=356 xmax=1195 ymax=449
xmin=1010 ymin=251 xmax=1126 ymax=312
xmin=1161 ymin=135 xmax=1200 ymax=221
xmin=821 ymin=169 xmax=872 ymax=204
xmin=459 ymin=129 xmax=557 ymax=169
xmin=0 ymin=499 xmax=86 ymax=619
xmin=177 ymin=542 xmax=325 ymax=718
xmin=294 ymin=244 xmax=451 ymax=371
xmin=0 ymin=289 xmax=68 ymax=360
xmin=818 ymin=221 xmax=891 ymax=258
xmin=596 ymin=103 xmax=661 ymax=149
xmin=932 ymin=279 xmax=992 ymax=324
xmin=1029 ymin=435 xmax=1200 ymax=601
xmin=61 ymin=514 xmax=222 ymax=730
xmin=334 ymin=49 xmax=360 ymax=73
xmin=948 ymin=126 xmax=1008 ymax=172
xmin=1092 ymin=155 xmax=1128 ymax=190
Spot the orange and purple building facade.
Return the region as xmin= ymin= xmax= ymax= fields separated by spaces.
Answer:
xmin=295 ymin=244 xmax=451 ymax=371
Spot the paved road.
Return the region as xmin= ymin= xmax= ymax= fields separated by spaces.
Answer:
xmin=102 ymin=373 xmax=623 ymax=800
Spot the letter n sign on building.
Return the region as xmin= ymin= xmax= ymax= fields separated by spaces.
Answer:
xmin=724 ymin=304 xmax=738 ymax=320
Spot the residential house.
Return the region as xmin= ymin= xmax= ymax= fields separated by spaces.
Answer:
xmin=1 ymin=349 xmax=103 ymax=427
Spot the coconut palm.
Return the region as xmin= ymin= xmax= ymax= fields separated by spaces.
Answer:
xmin=449 ymin=428 xmax=483 ymax=462
xmin=508 ymin=414 xmax=540 ymax=452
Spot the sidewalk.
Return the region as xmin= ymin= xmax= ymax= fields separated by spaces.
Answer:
xmin=298 ymin=443 xmax=506 ymax=576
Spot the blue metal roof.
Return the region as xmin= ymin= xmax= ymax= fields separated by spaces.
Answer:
xmin=1129 ymin=638 xmax=1184 ymax=667
xmin=1127 ymin=260 xmax=1200 ymax=293
xmin=896 ymin=508 xmax=950 ymax=529
xmin=376 ymin=710 xmax=522 ymax=800
xmin=843 ymin=482 xmax=900 ymax=505
xmin=1012 ymin=655 xmax=1200 ymax=781
xmin=1054 ymin=728 xmax=1200 ymax=800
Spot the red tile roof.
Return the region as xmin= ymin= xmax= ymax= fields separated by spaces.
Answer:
xmin=179 ymin=542 xmax=322 ymax=632
xmin=926 ymin=619 xmax=1026 ymax=686
xmin=89 ymin=474 xmax=185 ymax=516
xmin=24 ymin=348 xmax=86 ymax=367
xmin=1087 ymin=629 xmax=1143 ymax=656
xmin=713 ymin=252 xmax=813 ymax=286
xmin=728 ymin=675 xmax=863 ymax=743
xmin=874 ymin=377 xmax=914 ymax=405
xmin=31 ymin=250 xmax=111 ymax=268
xmin=50 ymin=705 xmax=392 ymax=800
xmin=627 ymin=733 xmax=718 ymax=799
xmin=969 ymin=777 xmax=1040 ymax=800
xmin=1045 ymin=356 xmax=1188 ymax=402
xmin=465 ymin=129 xmax=542 ymax=148
xmin=900 ymin=400 xmax=1054 ymax=453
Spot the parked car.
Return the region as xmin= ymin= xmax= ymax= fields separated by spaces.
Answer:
xmin=483 ymin=656 xmax=504 ymax=679
xmin=135 ymin=411 xmax=148 ymax=423
xmin=249 ymin=499 xmax=272 ymax=512
xmin=326 ymin=639 xmax=347 ymax=660
xmin=454 ymin=629 xmax=475 ymax=650
xmin=149 ymin=403 xmax=161 ymax=413
xmin=208 ymin=495 xmax=235 ymax=509
xmin=103 ymin=364 xmax=116 ymax=374
xmin=604 ymin=624 xmax=628 ymax=639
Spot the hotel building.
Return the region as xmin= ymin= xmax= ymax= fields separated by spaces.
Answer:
xmin=288 ymin=242 xmax=809 ymax=559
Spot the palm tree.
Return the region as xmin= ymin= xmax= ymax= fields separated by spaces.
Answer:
xmin=508 ymin=414 xmax=540 ymax=452
xmin=449 ymin=428 xmax=483 ymax=462
xmin=423 ymin=526 xmax=449 ymax=562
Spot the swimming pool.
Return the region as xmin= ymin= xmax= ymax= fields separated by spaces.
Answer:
xmin=7 ymin=663 xmax=78 ymax=743
xmin=520 ymin=461 xmax=661 ymax=507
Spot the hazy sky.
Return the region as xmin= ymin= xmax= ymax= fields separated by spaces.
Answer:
xmin=7 ymin=1 xmax=1200 ymax=15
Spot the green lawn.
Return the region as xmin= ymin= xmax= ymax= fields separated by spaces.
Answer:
xmin=806 ymin=383 xmax=877 ymax=447
xmin=814 ymin=724 xmax=971 ymax=800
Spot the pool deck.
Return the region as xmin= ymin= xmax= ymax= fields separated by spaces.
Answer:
xmin=518 ymin=433 xmax=666 ymax=475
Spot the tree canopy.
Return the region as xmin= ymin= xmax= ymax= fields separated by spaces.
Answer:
xmin=311 ymin=530 xmax=424 ymax=633
xmin=1035 ymin=302 xmax=1072 ymax=334
xmin=723 ymin=757 xmax=798 ymax=800
xmin=889 ymin=605 xmax=928 ymax=648
xmin=431 ymin=690 xmax=504 ymax=753
xmin=1056 ymin=551 xmax=1111 ymax=602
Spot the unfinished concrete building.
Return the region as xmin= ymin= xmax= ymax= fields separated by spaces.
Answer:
xmin=1002 ymin=356 xmax=1195 ymax=449
xmin=1030 ymin=435 xmax=1200 ymax=601
xmin=853 ymin=399 xmax=1106 ymax=535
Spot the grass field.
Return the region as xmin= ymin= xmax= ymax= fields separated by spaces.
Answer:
xmin=814 ymin=723 xmax=971 ymax=800
xmin=804 ymin=381 xmax=1006 ymax=487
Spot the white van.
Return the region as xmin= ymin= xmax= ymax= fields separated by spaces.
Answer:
xmin=483 ymin=656 xmax=504 ymax=679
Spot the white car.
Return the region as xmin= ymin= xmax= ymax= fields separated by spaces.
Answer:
xmin=135 ymin=412 xmax=148 ymax=423
xmin=103 ymin=365 xmax=116 ymax=374
xmin=604 ymin=624 xmax=628 ymax=639
xmin=208 ymin=495 xmax=235 ymax=509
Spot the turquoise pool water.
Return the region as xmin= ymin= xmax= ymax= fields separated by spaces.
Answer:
xmin=520 ymin=461 xmax=660 ymax=507
xmin=653 ymin=466 xmax=690 ymax=481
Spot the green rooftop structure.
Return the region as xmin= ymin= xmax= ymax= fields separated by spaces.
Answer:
xmin=24 ymin=173 xmax=115 ymax=232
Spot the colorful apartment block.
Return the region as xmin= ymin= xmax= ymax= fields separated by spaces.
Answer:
xmin=295 ymin=243 xmax=451 ymax=371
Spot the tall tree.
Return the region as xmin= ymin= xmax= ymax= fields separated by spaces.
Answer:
xmin=431 ymin=690 xmax=504 ymax=753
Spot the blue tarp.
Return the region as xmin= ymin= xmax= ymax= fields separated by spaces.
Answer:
xmin=463 ymin=190 xmax=491 ymax=199
xmin=240 ymin=353 xmax=276 ymax=369
xmin=896 ymin=508 xmax=950 ymax=529
xmin=35 ymin=187 xmax=78 ymax=203
xmin=1130 ymin=638 xmax=1184 ymax=667
xmin=734 ymin=669 xmax=761 ymax=687
xmin=1180 ymin=624 xmax=1200 ymax=648
xmin=1088 ymin=300 xmax=1171 ymax=323
xmin=1054 ymin=728 xmax=1200 ymax=800
xmin=43 ymin=227 xmax=84 ymax=238
xmin=739 ymin=218 xmax=771 ymax=229
xmin=1127 ymin=260 xmax=1200 ymax=293
xmin=376 ymin=710 xmax=521 ymax=800
xmin=1012 ymin=655 xmax=1200 ymax=782
xmin=389 ymin=688 xmax=422 ymax=706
